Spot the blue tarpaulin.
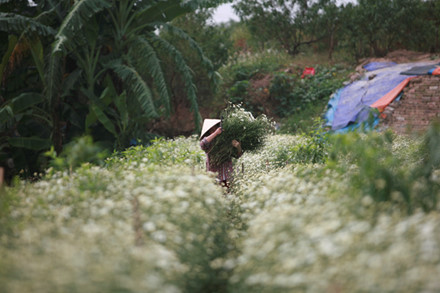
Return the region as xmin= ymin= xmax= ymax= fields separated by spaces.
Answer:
xmin=325 ymin=61 xmax=439 ymax=132
xmin=363 ymin=61 xmax=397 ymax=71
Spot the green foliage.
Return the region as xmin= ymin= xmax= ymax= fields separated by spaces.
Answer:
xmin=270 ymin=65 xmax=346 ymax=117
xmin=339 ymin=0 xmax=439 ymax=60
xmin=233 ymin=0 xmax=322 ymax=56
xmin=221 ymin=50 xmax=291 ymax=84
xmin=0 ymin=162 xmax=232 ymax=293
xmin=329 ymin=124 xmax=440 ymax=214
xmin=106 ymin=136 xmax=205 ymax=169
xmin=274 ymin=119 xmax=329 ymax=166
xmin=0 ymin=185 xmax=18 ymax=239
xmin=45 ymin=136 xmax=109 ymax=174
xmin=411 ymin=121 xmax=440 ymax=211
xmin=158 ymin=9 xmax=231 ymax=117
xmin=217 ymin=49 xmax=292 ymax=115
xmin=209 ymin=105 xmax=274 ymax=165
xmin=0 ymin=0 xmax=221 ymax=177
xmin=330 ymin=131 xmax=410 ymax=206
xmin=3 ymin=127 xmax=440 ymax=292
xmin=278 ymin=99 xmax=329 ymax=134
xmin=226 ymin=80 xmax=249 ymax=105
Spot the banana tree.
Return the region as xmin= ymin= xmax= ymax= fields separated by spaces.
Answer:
xmin=0 ymin=0 xmax=224 ymax=175
xmin=48 ymin=0 xmax=221 ymax=149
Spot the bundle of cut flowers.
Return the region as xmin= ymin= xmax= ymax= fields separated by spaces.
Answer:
xmin=210 ymin=105 xmax=274 ymax=166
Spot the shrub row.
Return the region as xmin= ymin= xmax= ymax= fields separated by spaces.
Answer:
xmin=0 ymin=137 xmax=232 ymax=293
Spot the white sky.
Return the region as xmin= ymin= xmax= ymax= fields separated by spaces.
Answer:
xmin=211 ymin=0 xmax=356 ymax=24
xmin=212 ymin=3 xmax=239 ymax=24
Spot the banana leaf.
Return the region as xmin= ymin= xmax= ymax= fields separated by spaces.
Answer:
xmin=9 ymin=136 xmax=51 ymax=151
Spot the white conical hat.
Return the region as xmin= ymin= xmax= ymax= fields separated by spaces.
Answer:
xmin=200 ymin=119 xmax=221 ymax=139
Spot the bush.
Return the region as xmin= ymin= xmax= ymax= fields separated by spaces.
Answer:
xmin=274 ymin=120 xmax=329 ymax=166
xmin=220 ymin=50 xmax=292 ymax=85
xmin=229 ymin=198 xmax=440 ymax=293
xmin=329 ymin=125 xmax=440 ymax=214
xmin=45 ymin=136 xmax=109 ymax=174
xmin=227 ymin=134 xmax=440 ymax=293
xmin=278 ymin=99 xmax=329 ymax=134
xmin=106 ymin=136 xmax=205 ymax=169
xmin=270 ymin=65 xmax=346 ymax=118
xmin=226 ymin=80 xmax=250 ymax=107
xmin=0 ymin=159 xmax=232 ymax=293
xmin=216 ymin=50 xmax=292 ymax=114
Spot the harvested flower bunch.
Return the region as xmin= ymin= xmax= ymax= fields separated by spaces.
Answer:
xmin=210 ymin=105 xmax=274 ymax=165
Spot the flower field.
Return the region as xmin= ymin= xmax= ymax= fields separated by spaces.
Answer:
xmin=1 ymin=129 xmax=440 ymax=293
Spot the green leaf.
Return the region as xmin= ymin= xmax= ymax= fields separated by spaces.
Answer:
xmin=62 ymin=69 xmax=82 ymax=97
xmin=91 ymin=103 xmax=117 ymax=136
xmin=53 ymin=0 xmax=111 ymax=53
xmin=136 ymin=0 xmax=221 ymax=23
xmin=0 ymin=12 xmax=56 ymax=36
xmin=28 ymin=37 xmax=45 ymax=85
xmin=8 ymin=136 xmax=51 ymax=151
xmin=136 ymin=0 xmax=192 ymax=23
xmin=88 ymin=88 xmax=117 ymax=135
xmin=152 ymin=34 xmax=201 ymax=130
xmin=11 ymin=92 xmax=45 ymax=113
xmin=0 ymin=35 xmax=17 ymax=82
xmin=85 ymin=108 xmax=98 ymax=132
xmin=44 ymin=53 xmax=63 ymax=108
xmin=109 ymin=62 xmax=158 ymax=119
xmin=131 ymin=37 xmax=171 ymax=114
xmin=0 ymin=106 xmax=13 ymax=123
xmin=114 ymin=91 xmax=129 ymax=130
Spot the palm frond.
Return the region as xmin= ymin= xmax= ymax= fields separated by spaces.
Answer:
xmin=53 ymin=0 xmax=110 ymax=53
xmin=44 ymin=52 xmax=63 ymax=108
xmin=109 ymin=61 xmax=158 ymax=119
xmin=114 ymin=91 xmax=129 ymax=131
xmin=90 ymin=101 xmax=117 ymax=136
xmin=11 ymin=92 xmax=45 ymax=113
xmin=1 ymin=7 xmax=56 ymax=84
xmin=135 ymin=0 xmax=223 ymax=22
xmin=151 ymin=34 xmax=201 ymax=130
xmin=0 ymin=106 xmax=13 ymax=124
xmin=161 ymin=23 xmax=213 ymax=69
xmin=28 ymin=37 xmax=45 ymax=85
xmin=62 ymin=69 xmax=82 ymax=97
xmin=8 ymin=136 xmax=52 ymax=151
xmin=1 ymin=34 xmax=47 ymax=85
xmin=135 ymin=0 xmax=192 ymax=23
xmin=131 ymin=36 xmax=171 ymax=114
xmin=0 ymin=35 xmax=17 ymax=84
xmin=0 ymin=12 xmax=56 ymax=36
xmin=160 ymin=22 xmax=219 ymax=83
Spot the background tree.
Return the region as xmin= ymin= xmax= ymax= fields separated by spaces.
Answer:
xmin=234 ymin=0 xmax=323 ymax=56
xmin=339 ymin=0 xmax=438 ymax=60
xmin=156 ymin=8 xmax=232 ymax=136
xmin=312 ymin=0 xmax=341 ymax=60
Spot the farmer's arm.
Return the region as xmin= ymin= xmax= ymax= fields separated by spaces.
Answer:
xmin=232 ymin=140 xmax=242 ymax=157
xmin=200 ymin=127 xmax=222 ymax=150
xmin=205 ymin=127 xmax=222 ymax=143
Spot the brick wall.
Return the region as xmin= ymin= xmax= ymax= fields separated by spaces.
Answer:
xmin=381 ymin=76 xmax=440 ymax=134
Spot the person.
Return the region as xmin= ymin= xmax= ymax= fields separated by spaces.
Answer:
xmin=199 ymin=119 xmax=242 ymax=189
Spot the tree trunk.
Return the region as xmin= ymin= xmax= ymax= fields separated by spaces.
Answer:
xmin=328 ymin=31 xmax=335 ymax=61
xmin=52 ymin=95 xmax=63 ymax=155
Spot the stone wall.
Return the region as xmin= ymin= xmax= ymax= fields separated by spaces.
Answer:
xmin=381 ymin=75 xmax=440 ymax=134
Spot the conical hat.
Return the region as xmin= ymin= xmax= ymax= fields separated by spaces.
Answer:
xmin=200 ymin=119 xmax=221 ymax=139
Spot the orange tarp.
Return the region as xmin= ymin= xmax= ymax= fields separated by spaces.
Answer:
xmin=432 ymin=67 xmax=440 ymax=75
xmin=370 ymin=77 xmax=415 ymax=112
